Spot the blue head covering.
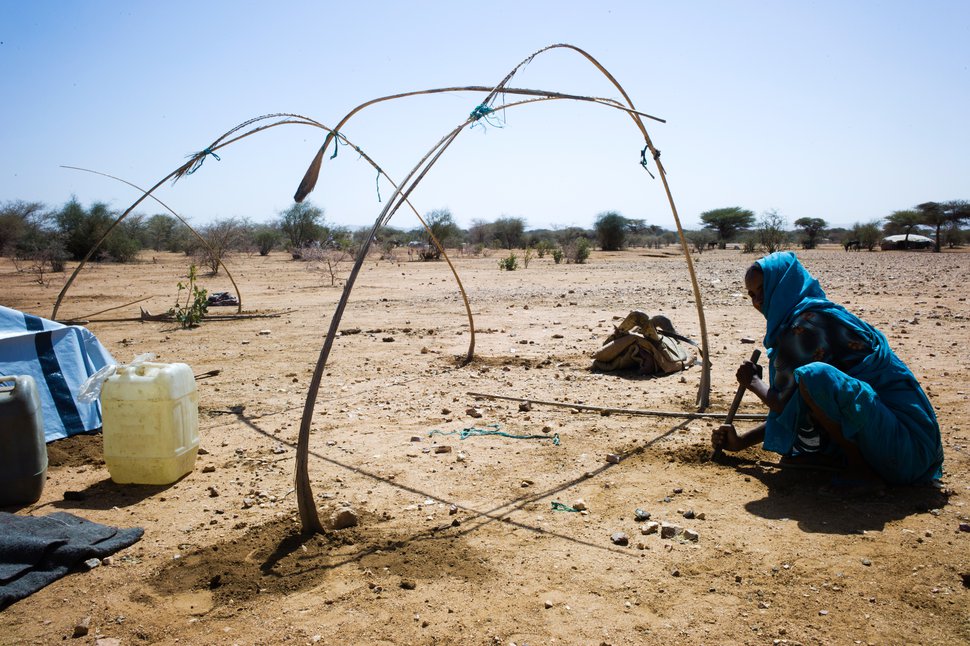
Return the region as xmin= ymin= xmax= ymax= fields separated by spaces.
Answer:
xmin=755 ymin=251 xmax=828 ymax=349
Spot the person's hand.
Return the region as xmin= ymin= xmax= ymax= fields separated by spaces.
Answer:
xmin=736 ymin=360 xmax=763 ymax=387
xmin=711 ymin=423 xmax=742 ymax=452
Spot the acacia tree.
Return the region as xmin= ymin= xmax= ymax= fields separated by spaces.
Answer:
xmin=594 ymin=211 xmax=628 ymax=251
xmin=491 ymin=216 xmax=526 ymax=249
xmin=851 ymin=220 xmax=883 ymax=251
xmin=885 ymin=209 xmax=924 ymax=248
xmin=918 ymin=200 xmax=970 ymax=252
xmin=794 ymin=217 xmax=827 ymax=249
xmin=279 ymin=201 xmax=324 ymax=251
xmin=756 ymin=209 xmax=788 ymax=253
xmin=700 ymin=206 xmax=755 ymax=248
xmin=421 ymin=208 xmax=461 ymax=260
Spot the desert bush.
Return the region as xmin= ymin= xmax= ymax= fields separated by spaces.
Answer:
xmin=498 ymin=252 xmax=518 ymax=271
xmin=552 ymin=247 xmax=564 ymax=264
xmin=171 ymin=264 xmax=208 ymax=328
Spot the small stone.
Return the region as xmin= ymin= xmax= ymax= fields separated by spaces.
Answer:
xmin=84 ymin=558 xmax=101 ymax=570
xmin=660 ymin=522 xmax=680 ymax=539
xmin=634 ymin=508 xmax=651 ymax=522
xmin=861 ymin=558 xmax=872 ymax=566
xmin=518 ymin=401 xmax=532 ymax=412
xmin=73 ymin=616 xmax=91 ymax=638
xmin=456 ymin=451 xmax=466 ymax=462
xmin=641 ymin=521 xmax=660 ymax=535
xmin=671 ymin=569 xmax=681 ymax=577
xmin=741 ymin=337 xmax=756 ymax=344
xmin=819 ymin=609 xmax=829 ymax=616
xmin=382 ymin=337 xmax=394 ymax=343
xmin=63 ymin=491 xmax=86 ymax=501
xmin=682 ymin=509 xmax=695 ymax=520
xmin=207 ymin=486 xmax=219 ymax=498
xmin=683 ymin=529 xmax=700 ymax=542
xmin=672 ymin=487 xmax=683 ymax=494
xmin=202 ymin=465 xmax=216 ymax=473
xmin=544 ymin=600 xmax=554 ymax=609
xmin=959 ymin=523 xmax=970 ymax=533
xmin=101 ymin=556 xmax=114 ymax=566
xmin=606 ymin=454 xmax=621 ymax=464
xmin=400 ymin=580 xmax=417 ymax=590
xmin=258 ymin=329 xmax=271 ymax=335
xmin=441 ymin=408 xmax=451 ymax=415
xmin=410 ymin=436 xmax=422 ymax=442
xmin=466 ymin=407 xmax=483 ymax=418
xmin=272 ymin=444 xmax=286 ymax=454
xmin=331 ymin=507 xmax=359 ymax=530
xmin=434 ymin=445 xmax=452 ymax=454
xmin=449 ymin=504 xmax=458 ymax=515
xmin=611 ymin=532 xmax=630 ymax=546
xmin=572 ymin=499 xmax=587 ymax=511
xmin=696 ymin=512 xmax=706 ymax=521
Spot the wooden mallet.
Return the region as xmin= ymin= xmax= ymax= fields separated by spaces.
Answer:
xmin=711 ymin=348 xmax=762 ymax=460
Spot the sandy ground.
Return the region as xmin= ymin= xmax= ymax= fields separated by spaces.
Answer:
xmin=1 ymin=245 xmax=968 ymax=646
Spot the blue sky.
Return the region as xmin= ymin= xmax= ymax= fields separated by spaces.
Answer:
xmin=1 ymin=1 xmax=967 ymax=232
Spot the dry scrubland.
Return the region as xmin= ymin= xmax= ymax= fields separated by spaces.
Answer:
xmin=2 ymin=246 xmax=968 ymax=645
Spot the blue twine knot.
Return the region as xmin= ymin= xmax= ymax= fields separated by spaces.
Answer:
xmin=329 ymin=132 xmax=344 ymax=160
xmin=469 ymin=104 xmax=493 ymax=121
xmin=639 ymin=145 xmax=656 ymax=179
xmin=186 ymin=148 xmax=220 ymax=175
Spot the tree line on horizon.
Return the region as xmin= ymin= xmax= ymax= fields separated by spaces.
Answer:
xmin=0 ymin=197 xmax=967 ymax=276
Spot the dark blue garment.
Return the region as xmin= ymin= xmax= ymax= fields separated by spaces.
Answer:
xmin=755 ymin=252 xmax=943 ymax=484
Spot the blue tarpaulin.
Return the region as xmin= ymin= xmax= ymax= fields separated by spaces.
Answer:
xmin=0 ymin=306 xmax=115 ymax=442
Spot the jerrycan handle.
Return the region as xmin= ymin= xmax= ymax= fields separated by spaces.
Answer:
xmin=77 ymin=352 xmax=157 ymax=403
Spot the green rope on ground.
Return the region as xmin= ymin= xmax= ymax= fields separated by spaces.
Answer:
xmin=429 ymin=423 xmax=560 ymax=445
xmin=551 ymin=501 xmax=579 ymax=512
xmin=186 ymin=148 xmax=221 ymax=175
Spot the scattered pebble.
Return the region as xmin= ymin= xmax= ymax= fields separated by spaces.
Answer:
xmin=634 ymin=508 xmax=651 ymax=522
xmin=330 ymin=507 xmax=359 ymax=530
xmin=466 ymin=408 xmax=483 ymax=418
xmin=606 ymin=454 xmax=621 ymax=464
xmin=862 ymin=558 xmax=872 ymax=567
xmin=73 ymin=616 xmax=91 ymax=638
xmin=572 ymin=499 xmax=588 ymax=511
xmin=683 ymin=529 xmax=700 ymax=542
xmin=544 ymin=600 xmax=554 ymax=609
xmin=400 ymin=580 xmax=417 ymax=590
xmin=641 ymin=521 xmax=660 ymax=535
xmin=433 ymin=445 xmax=452 ymax=454
xmin=611 ymin=532 xmax=629 ymax=546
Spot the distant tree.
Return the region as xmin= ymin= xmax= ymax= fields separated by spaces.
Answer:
xmin=0 ymin=200 xmax=46 ymax=256
xmin=884 ymin=209 xmax=924 ymax=248
xmin=279 ymin=202 xmax=324 ymax=250
xmin=851 ymin=220 xmax=883 ymax=251
xmin=700 ymin=206 xmax=755 ymax=248
xmin=491 ymin=216 xmax=526 ymax=249
xmin=144 ymin=213 xmax=181 ymax=251
xmin=594 ymin=211 xmax=628 ymax=251
xmin=55 ymin=199 xmax=116 ymax=261
xmin=467 ymin=219 xmax=492 ymax=246
xmin=104 ymin=213 xmax=144 ymax=263
xmin=917 ymin=200 xmax=970 ymax=252
xmin=757 ymin=210 xmax=788 ymax=253
xmin=421 ymin=209 xmax=461 ymax=260
xmin=793 ymin=217 xmax=827 ymax=249
xmin=251 ymin=225 xmax=280 ymax=256
xmin=196 ymin=218 xmax=247 ymax=274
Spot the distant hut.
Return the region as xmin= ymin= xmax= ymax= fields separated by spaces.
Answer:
xmin=880 ymin=233 xmax=933 ymax=251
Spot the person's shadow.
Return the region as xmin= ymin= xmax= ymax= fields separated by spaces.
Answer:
xmin=720 ymin=454 xmax=949 ymax=534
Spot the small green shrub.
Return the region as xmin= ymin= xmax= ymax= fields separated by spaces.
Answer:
xmin=171 ymin=264 xmax=208 ymax=328
xmin=498 ymin=252 xmax=518 ymax=271
xmin=535 ymin=240 xmax=551 ymax=258
xmin=523 ymin=247 xmax=534 ymax=269
xmin=552 ymin=248 xmax=564 ymax=264
xmin=572 ymin=238 xmax=591 ymax=264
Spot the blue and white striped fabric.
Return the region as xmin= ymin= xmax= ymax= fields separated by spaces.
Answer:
xmin=0 ymin=306 xmax=115 ymax=442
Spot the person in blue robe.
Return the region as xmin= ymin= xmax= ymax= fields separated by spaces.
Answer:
xmin=711 ymin=252 xmax=943 ymax=494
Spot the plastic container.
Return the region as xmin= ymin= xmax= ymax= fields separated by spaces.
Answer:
xmin=101 ymin=362 xmax=199 ymax=485
xmin=0 ymin=375 xmax=47 ymax=506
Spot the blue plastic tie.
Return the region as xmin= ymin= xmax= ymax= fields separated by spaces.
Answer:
xmin=186 ymin=148 xmax=221 ymax=175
